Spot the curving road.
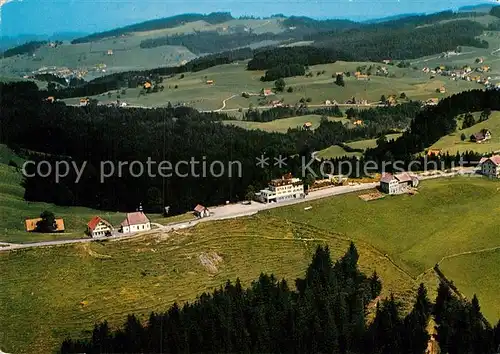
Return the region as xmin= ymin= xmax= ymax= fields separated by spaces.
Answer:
xmin=0 ymin=168 xmax=476 ymax=253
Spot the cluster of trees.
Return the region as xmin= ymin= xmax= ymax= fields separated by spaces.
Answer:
xmin=261 ymin=63 xmax=305 ymax=81
xmin=140 ymin=31 xmax=281 ymax=54
xmin=345 ymin=102 xmax=421 ymax=131
xmin=247 ymin=46 xmax=352 ymax=80
xmin=434 ymin=281 xmax=500 ymax=353
xmin=59 ymin=244 xmax=429 ymax=354
xmin=310 ymin=20 xmax=488 ymax=61
xmin=1 ymin=40 xmax=47 ymax=58
xmin=71 ymin=12 xmax=233 ymax=44
xmin=366 ymin=89 xmax=500 ymax=162
xmin=282 ymin=16 xmax=360 ymax=33
xmin=242 ymin=106 xmax=343 ymax=122
xmin=490 ymin=5 xmax=500 ymax=19
xmin=33 ymin=73 xmax=67 ymax=86
xmin=248 ymin=46 xmax=351 ymax=69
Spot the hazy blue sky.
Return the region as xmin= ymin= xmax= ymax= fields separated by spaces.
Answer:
xmin=0 ymin=0 xmax=497 ymax=36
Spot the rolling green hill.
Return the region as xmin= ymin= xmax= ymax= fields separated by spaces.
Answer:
xmin=222 ymin=114 xmax=349 ymax=133
xmin=61 ymin=60 xmax=482 ymax=111
xmin=2 ymin=177 xmax=500 ymax=353
xmin=429 ymin=111 xmax=500 ymax=154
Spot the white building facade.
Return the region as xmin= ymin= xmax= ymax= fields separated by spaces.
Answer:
xmin=120 ymin=212 xmax=151 ymax=233
xmin=258 ymin=174 xmax=305 ymax=203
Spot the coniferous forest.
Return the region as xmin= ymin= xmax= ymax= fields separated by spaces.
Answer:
xmin=59 ymin=244 xmax=500 ymax=353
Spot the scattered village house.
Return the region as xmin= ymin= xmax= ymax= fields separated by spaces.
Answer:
xmin=143 ymin=81 xmax=152 ymax=89
xmin=119 ymin=212 xmax=151 ymax=233
xmin=107 ymin=49 xmax=114 ymax=55
xmin=427 ymin=149 xmax=441 ymax=157
xmin=80 ymin=97 xmax=89 ymax=106
xmin=193 ymin=204 xmax=210 ymax=218
xmin=479 ymin=155 xmax=500 ymax=178
xmin=303 ymin=122 xmax=313 ymax=130
xmin=256 ymin=173 xmax=305 ymax=203
xmin=470 ymin=129 xmax=491 ymax=143
xmin=261 ymin=88 xmax=274 ymax=96
xmin=86 ymin=216 xmax=114 ymax=237
xmin=379 ymin=172 xmax=419 ymax=195
xmin=425 ymin=98 xmax=439 ymax=106
xmin=206 ymin=80 xmax=214 ymax=85
xmin=25 ymin=218 xmax=65 ymax=232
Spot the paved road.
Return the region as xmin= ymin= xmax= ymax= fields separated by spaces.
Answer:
xmin=0 ymin=168 xmax=476 ymax=253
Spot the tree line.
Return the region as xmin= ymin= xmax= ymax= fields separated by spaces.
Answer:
xmin=140 ymin=31 xmax=284 ymax=54
xmin=71 ymin=12 xmax=234 ymax=44
xmin=1 ymin=40 xmax=47 ymax=58
xmin=310 ymin=19 xmax=487 ymax=62
xmin=242 ymin=105 xmax=344 ymax=122
xmin=60 ymin=243 xmax=500 ymax=353
xmin=247 ymin=46 xmax=353 ymax=81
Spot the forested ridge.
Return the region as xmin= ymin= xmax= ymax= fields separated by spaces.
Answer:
xmin=3 ymin=81 xmax=495 ymax=215
xmin=311 ymin=20 xmax=488 ymax=61
xmin=60 ymin=244 xmax=500 ymax=353
xmin=70 ymin=12 xmax=234 ymax=44
xmin=1 ymin=81 xmax=411 ymax=214
xmin=140 ymin=31 xmax=282 ymax=54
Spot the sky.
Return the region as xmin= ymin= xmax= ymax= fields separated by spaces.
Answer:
xmin=0 ymin=0 xmax=498 ymax=37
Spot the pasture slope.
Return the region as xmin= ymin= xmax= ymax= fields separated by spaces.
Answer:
xmin=1 ymin=177 xmax=500 ymax=353
xmin=316 ymin=133 xmax=402 ymax=159
xmin=62 ymin=59 xmax=482 ymax=111
xmin=222 ymin=114 xmax=350 ymax=133
xmin=0 ymin=18 xmax=285 ymax=81
xmin=430 ymin=111 xmax=500 ymax=154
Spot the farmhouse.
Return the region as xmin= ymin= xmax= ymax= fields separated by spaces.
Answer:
xmin=262 ymin=89 xmax=274 ymax=96
xmin=379 ymin=172 xmax=419 ymax=195
xmin=86 ymin=216 xmax=113 ymax=238
xmin=470 ymin=129 xmax=491 ymax=143
xmin=439 ymin=87 xmax=446 ymax=93
xmin=356 ymin=74 xmax=369 ymax=80
xmin=107 ymin=49 xmax=113 ymax=55
xmin=479 ymin=155 xmax=500 ymax=178
xmin=353 ymin=120 xmax=363 ymax=126
xmin=25 ymin=218 xmax=65 ymax=232
xmin=79 ymin=97 xmax=89 ymax=106
xmin=303 ymin=122 xmax=313 ymax=129
xmin=427 ymin=149 xmax=441 ymax=157
xmin=257 ymin=173 xmax=305 ymax=203
xmin=119 ymin=212 xmax=151 ymax=233
xmin=194 ymin=204 xmax=210 ymax=218
xmin=206 ymin=80 xmax=214 ymax=85
xmin=143 ymin=81 xmax=152 ymax=89
xmin=425 ymin=98 xmax=439 ymax=106
xmin=46 ymin=96 xmax=55 ymax=103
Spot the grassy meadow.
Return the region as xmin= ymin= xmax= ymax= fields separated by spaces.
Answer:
xmin=429 ymin=111 xmax=500 ymax=154
xmin=0 ymin=215 xmax=416 ymax=354
xmin=2 ymin=177 xmax=500 ymax=353
xmin=440 ymin=250 xmax=500 ymax=324
xmin=316 ymin=133 xmax=402 ymax=159
xmin=222 ymin=114 xmax=350 ymax=133
xmin=61 ymin=58 xmax=483 ymax=111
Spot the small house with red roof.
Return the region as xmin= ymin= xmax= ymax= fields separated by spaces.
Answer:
xmin=193 ymin=204 xmax=210 ymax=218
xmin=479 ymin=155 xmax=500 ymax=178
xmin=380 ymin=172 xmax=419 ymax=195
xmin=86 ymin=216 xmax=113 ymax=238
xmin=119 ymin=212 xmax=151 ymax=233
